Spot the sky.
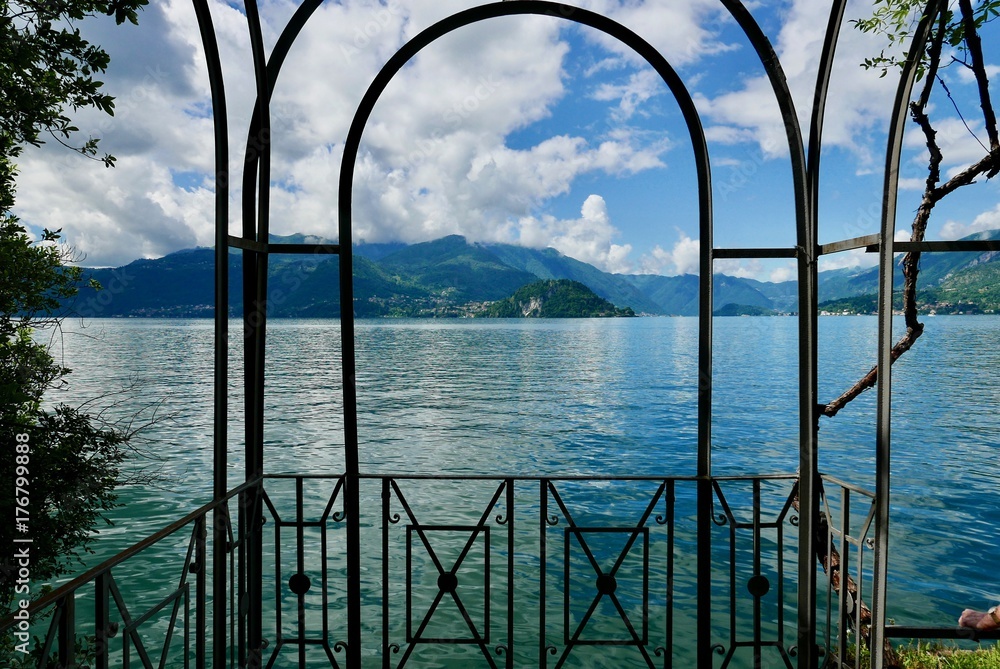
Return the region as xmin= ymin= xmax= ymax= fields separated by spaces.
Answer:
xmin=10 ymin=0 xmax=1000 ymax=282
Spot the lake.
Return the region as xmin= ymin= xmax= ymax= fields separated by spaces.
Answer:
xmin=42 ymin=315 xmax=1000 ymax=663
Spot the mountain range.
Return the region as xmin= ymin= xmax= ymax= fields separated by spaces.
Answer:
xmin=67 ymin=231 xmax=1000 ymax=318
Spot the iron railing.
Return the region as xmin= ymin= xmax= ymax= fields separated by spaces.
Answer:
xmin=0 ymin=480 xmax=255 ymax=669
xmin=7 ymin=472 xmax=995 ymax=667
xmin=287 ymin=471 xmax=804 ymax=669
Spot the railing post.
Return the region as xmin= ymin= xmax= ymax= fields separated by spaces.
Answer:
xmin=95 ymin=573 xmax=110 ymax=669
xmin=196 ymin=516 xmax=207 ymax=669
xmin=838 ymin=491 xmax=851 ymax=666
xmin=190 ymin=0 xmax=231 ymax=663
xmin=506 ymin=477 xmax=515 ymax=669
xmin=382 ymin=478 xmax=391 ymax=669
xmin=539 ymin=479 xmax=548 ymax=668
xmin=58 ymin=593 xmax=76 ymax=669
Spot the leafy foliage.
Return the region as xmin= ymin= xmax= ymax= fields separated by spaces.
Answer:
xmin=0 ymin=223 xmax=133 ymax=611
xmin=853 ymin=0 xmax=1000 ymax=79
xmin=838 ymin=641 xmax=1000 ymax=668
xmin=0 ymin=0 xmax=147 ymax=185
xmin=1 ymin=0 xmax=146 ymax=611
xmin=0 ymin=406 xmax=126 ymax=600
xmin=0 ymin=222 xmax=79 ymax=408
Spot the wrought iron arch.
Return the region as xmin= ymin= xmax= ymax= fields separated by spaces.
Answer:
xmin=329 ymin=3 xmax=814 ymax=665
xmin=231 ymin=0 xmax=830 ymax=666
xmin=215 ymin=3 xmax=960 ymax=667
xmin=334 ymin=8 xmax=715 ymax=661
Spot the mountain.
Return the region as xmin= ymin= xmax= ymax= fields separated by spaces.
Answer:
xmin=72 ymin=247 xmax=230 ymax=318
xmin=379 ymin=235 xmax=538 ymax=302
xmin=485 ymin=244 xmax=664 ymax=314
xmin=621 ymin=274 xmax=781 ymax=315
xmin=64 ymin=231 xmax=1000 ymax=318
xmin=820 ymin=258 xmax=1000 ymax=315
xmin=829 ymin=229 xmax=1000 ymax=288
xmin=714 ymin=303 xmax=781 ymax=316
xmin=482 ymin=280 xmax=635 ymax=318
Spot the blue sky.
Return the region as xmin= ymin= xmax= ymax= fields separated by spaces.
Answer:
xmin=10 ymin=0 xmax=1000 ymax=281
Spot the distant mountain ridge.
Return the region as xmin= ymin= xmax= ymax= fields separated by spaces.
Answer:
xmin=66 ymin=231 xmax=1000 ymax=318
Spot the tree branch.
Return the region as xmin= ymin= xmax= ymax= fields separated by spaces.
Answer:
xmin=821 ymin=3 xmax=1000 ymax=419
xmin=959 ymin=0 xmax=999 ymax=151
xmin=916 ymin=9 xmax=949 ymax=110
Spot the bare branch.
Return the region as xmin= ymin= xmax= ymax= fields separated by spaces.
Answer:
xmin=822 ymin=1 xmax=1000 ymax=419
xmin=959 ymin=0 xmax=999 ymax=150
xmin=916 ymin=9 xmax=949 ymax=110
xmin=821 ymin=327 xmax=923 ymax=418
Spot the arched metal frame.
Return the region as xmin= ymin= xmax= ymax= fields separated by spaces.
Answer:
xmin=336 ymin=3 xmax=812 ymax=663
xmin=334 ymin=6 xmax=718 ymax=662
xmin=198 ymin=0 xmax=942 ymax=667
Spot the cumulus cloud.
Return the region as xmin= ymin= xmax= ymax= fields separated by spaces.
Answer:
xmin=903 ymin=116 xmax=996 ymax=178
xmin=637 ymin=230 xmax=700 ymax=275
xmin=12 ymin=0 xmax=240 ymax=265
xmin=817 ymin=248 xmax=878 ymax=273
xmin=515 ymin=195 xmax=634 ymax=274
xmin=714 ymin=258 xmax=762 ymax=279
xmin=694 ymin=0 xmax=902 ymax=164
xmin=576 ymin=0 xmax=736 ymax=69
xmin=11 ymin=0 xmax=704 ymax=267
xmin=592 ymin=69 xmax=665 ymax=121
xmin=940 ymin=204 xmax=1000 ymax=241
xmin=10 ymin=0 xmax=996 ymax=282
xmin=770 ymin=265 xmax=794 ymax=283
xmin=897 ymin=177 xmax=926 ymax=191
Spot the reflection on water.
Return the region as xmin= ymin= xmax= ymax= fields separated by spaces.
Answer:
xmin=45 ymin=315 xmax=1000 ymax=653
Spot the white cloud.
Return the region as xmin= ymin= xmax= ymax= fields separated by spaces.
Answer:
xmin=770 ymin=265 xmax=794 ymax=283
xmin=515 ymin=194 xmax=634 ymax=274
xmin=940 ymin=204 xmax=1000 ymax=240
xmin=11 ymin=0 xmax=230 ymax=265
xmin=714 ymin=258 xmax=761 ymax=279
xmin=17 ymin=148 xmax=207 ymax=266
xmin=574 ymin=0 xmax=736 ymax=69
xmin=955 ymin=61 xmax=1000 ymax=85
xmin=817 ymin=248 xmax=878 ymax=273
xmin=670 ymin=233 xmax=702 ymax=275
xmin=694 ymin=0 xmax=903 ymax=163
xmin=592 ymin=69 xmax=665 ymax=121
xmin=216 ymin=1 xmax=675 ymax=252
xmin=11 ymin=0 xmax=995 ymax=285
xmin=638 ymin=231 xmax=700 ymax=275
xmin=897 ymin=177 xmax=926 ymax=191
xmin=904 ymin=116 xmax=995 ymax=176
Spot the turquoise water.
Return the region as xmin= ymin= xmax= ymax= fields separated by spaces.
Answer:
xmin=40 ymin=315 xmax=1000 ymax=664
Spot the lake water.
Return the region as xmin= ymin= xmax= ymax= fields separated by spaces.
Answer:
xmin=41 ymin=315 xmax=1000 ymax=663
